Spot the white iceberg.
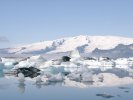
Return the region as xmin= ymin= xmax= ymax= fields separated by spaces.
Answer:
xmin=1 ymin=57 xmax=17 ymax=63
xmin=18 ymin=73 xmax=25 ymax=83
xmin=67 ymin=73 xmax=81 ymax=82
xmin=14 ymin=60 xmax=35 ymax=69
xmin=28 ymin=55 xmax=46 ymax=63
xmin=4 ymin=62 xmax=14 ymax=69
xmin=61 ymin=62 xmax=79 ymax=72
xmin=39 ymin=60 xmax=53 ymax=69
xmin=48 ymin=73 xmax=64 ymax=82
xmin=35 ymin=75 xmax=42 ymax=83
xmin=69 ymin=49 xmax=80 ymax=58
xmin=115 ymin=58 xmax=128 ymax=65
xmin=42 ymin=66 xmax=65 ymax=74
xmin=81 ymin=72 xmax=93 ymax=82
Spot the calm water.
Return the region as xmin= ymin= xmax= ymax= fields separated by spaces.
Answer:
xmin=0 ymin=65 xmax=133 ymax=100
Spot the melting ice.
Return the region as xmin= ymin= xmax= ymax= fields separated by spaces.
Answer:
xmin=0 ymin=49 xmax=133 ymax=88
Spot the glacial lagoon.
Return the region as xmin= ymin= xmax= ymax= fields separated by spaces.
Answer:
xmin=1 ymin=64 xmax=133 ymax=100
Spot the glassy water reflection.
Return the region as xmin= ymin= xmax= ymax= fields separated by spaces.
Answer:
xmin=1 ymin=65 xmax=133 ymax=100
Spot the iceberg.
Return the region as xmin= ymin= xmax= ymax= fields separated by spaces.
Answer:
xmin=14 ymin=60 xmax=35 ymax=68
xmin=67 ymin=73 xmax=82 ymax=82
xmin=1 ymin=57 xmax=19 ymax=69
xmin=1 ymin=57 xmax=17 ymax=63
xmin=28 ymin=55 xmax=46 ymax=63
xmin=115 ymin=58 xmax=128 ymax=65
xmin=47 ymin=73 xmax=64 ymax=82
xmin=39 ymin=60 xmax=53 ymax=69
xmin=43 ymin=66 xmax=65 ymax=74
xmin=52 ymin=59 xmax=62 ymax=65
xmin=35 ymin=75 xmax=43 ymax=83
xmin=18 ymin=73 xmax=25 ymax=83
xmin=69 ymin=49 xmax=80 ymax=58
xmin=61 ymin=62 xmax=79 ymax=72
xmin=81 ymin=72 xmax=93 ymax=82
xmin=4 ymin=62 xmax=14 ymax=69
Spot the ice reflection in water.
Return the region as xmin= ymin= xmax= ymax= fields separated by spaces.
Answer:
xmin=17 ymin=83 xmax=25 ymax=94
xmin=1 ymin=64 xmax=133 ymax=100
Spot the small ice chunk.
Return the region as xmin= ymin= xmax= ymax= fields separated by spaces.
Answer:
xmin=76 ymin=66 xmax=90 ymax=74
xmin=18 ymin=73 xmax=25 ymax=83
xmin=96 ymin=93 xmax=114 ymax=98
xmin=52 ymin=59 xmax=62 ymax=65
xmin=29 ymin=55 xmax=46 ymax=62
xmin=82 ymin=72 xmax=93 ymax=82
xmin=35 ymin=76 xmax=42 ymax=83
xmin=68 ymin=73 xmax=82 ymax=82
xmin=39 ymin=60 xmax=53 ymax=68
xmin=42 ymin=66 xmax=64 ymax=74
xmin=16 ymin=60 xmax=35 ymax=68
xmin=48 ymin=73 xmax=64 ymax=82
xmin=1 ymin=57 xmax=17 ymax=63
xmin=69 ymin=49 xmax=80 ymax=58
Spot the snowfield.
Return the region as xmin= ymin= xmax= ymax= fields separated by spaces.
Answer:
xmin=1 ymin=35 xmax=133 ymax=55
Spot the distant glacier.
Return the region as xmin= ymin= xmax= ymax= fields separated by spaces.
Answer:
xmin=0 ymin=35 xmax=133 ymax=58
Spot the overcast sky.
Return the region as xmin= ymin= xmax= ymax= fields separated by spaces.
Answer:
xmin=0 ymin=0 xmax=133 ymax=48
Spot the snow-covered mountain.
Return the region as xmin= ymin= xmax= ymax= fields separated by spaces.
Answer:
xmin=92 ymin=44 xmax=133 ymax=58
xmin=0 ymin=35 xmax=133 ymax=57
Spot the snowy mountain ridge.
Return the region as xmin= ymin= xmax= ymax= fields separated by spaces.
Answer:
xmin=0 ymin=35 xmax=133 ymax=55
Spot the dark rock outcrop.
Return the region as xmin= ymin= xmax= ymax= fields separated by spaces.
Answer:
xmin=62 ymin=56 xmax=71 ymax=62
xmin=16 ymin=67 xmax=40 ymax=78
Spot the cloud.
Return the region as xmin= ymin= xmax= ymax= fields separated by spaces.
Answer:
xmin=0 ymin=36 xmax=9 ymax=43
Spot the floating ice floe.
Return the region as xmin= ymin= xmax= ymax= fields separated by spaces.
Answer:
xmin=61 ymin=62 xmax=79 ymax=72
xmin=42 ymin=66 xmax=65 ymax=74
xmin=81 ymin=72 xmax=93 ymax=82
xmin=1 ymin=57 xmax=17 ymax=63
xmin=128 ymin=57 xmax=133 ymax=67
xmin=67 ymin=67 xmax=93 ymax=82
xmin=67 ymin=73 xmax=82 ymax=82
xmin=18 ymin=73 xmax=25 ymax=83
xmin=14 ymin=60 xmax=35 ymax=68
xmin=27 ymin=55 xmax=46 ymax=67
xmin=75 ymin=66 xmax=90 ymax=74
xmin=92 ymin=73 xmax=133 ymax=87
xmin=1 ymin=57 xmax=19 ymax=69
xmin=2 ymin=50 xmax=133 ymax=88
xmin=29 ymin=55 xmax=46 ymax=63
xmin=35 ymin=75 xmax=43 ymax=83
xmin=69 ymin=49 xmax=81 ymax=63
xmin=96 ymin=93 xmax=114 ymax=99
xmin=115 ymin=58 xmax=128 ymax=65
xmin=13 ymin=55 xmax=46 ymax=69
xmin=69 ymin=49 xmax=81 ymax=59
xmin=47 ymin=73 xmax=64 ymax=82
xmin=39 ymin=60 xmax=53 ymax=69
xmin=63 ymin=77 xmax=87 ymax=88
xmin=52 ymin=59 xmax=62 ymax=65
